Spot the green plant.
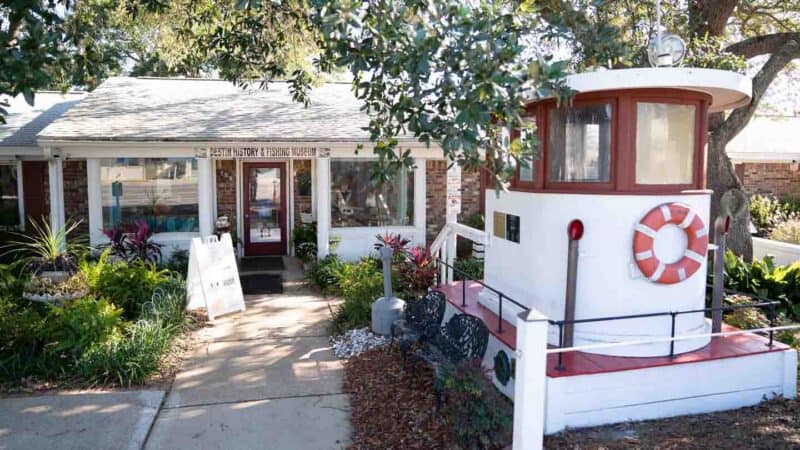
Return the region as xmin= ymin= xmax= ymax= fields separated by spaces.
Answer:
xmin=23 ymin=273 xmax=88 ymax=297
xmin=81 ymin=251 xmax=171 ymax=319
xmin=721 ymin=250 xmax=800 ymax=320
xmin=1 ymin=218 xmax=87 ymax=275
xmin=750 ymin=195 xmax=799 ymax=237
xmin=291 ymin=222 xmax=317 ymax=262
xmin=454 ymin=257 xmax=484 ymax=281
xmin=332 ymin=258 xmax=384 ymax=332
xmin=162 ymin=249 xmax=190 ymax=276
xmin=397 ymin=246 xmax=437 ymax=296
xmin=769 ymin=220 xmax=800 ymax=245
xmin=306 ymin=254 xmax=345 ymax=292
xmin=0 ymin=296 xmax=47 ymax=379
xmin=440 ymin=359 xmax=513 ymax=450
xmin=43 ymin=297 xmax=123 ymax=358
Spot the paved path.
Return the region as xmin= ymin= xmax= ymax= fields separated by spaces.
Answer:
xmin=0 ymin=390 xmax=164 ymax=450
xmin=144 ymin=282 xmax=350 ymax=450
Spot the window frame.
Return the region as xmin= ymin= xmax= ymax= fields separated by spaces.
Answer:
xmin=0 ymin=160 xmax=25 ymax=231
xmin=544 ymin=95 xmax=618 ymax=192
xmin=329 ymin=158 xmax=416 ymax=229
xmin=622 ymin=91 xmax=710 ymax=192
xmin=511 ymin=107 xmax=544 ymax=191
xmin=510 ymin=88 xmax=711 ymax=195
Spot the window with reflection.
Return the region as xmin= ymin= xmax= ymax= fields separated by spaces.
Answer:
xmin=518 ymin=126 xmax=536 ymax=183
xmin=636 ymin=102 xmax=696 ymax=185
xmin=0 ymin=163 xmax=21 ymax=229
xmin=330 ymin=159 xmax=414 ymax=227
xmin=101 ymin=158 xmax=199 ymax=233
xmin=548 ymin=103 xmax=612 ymax=183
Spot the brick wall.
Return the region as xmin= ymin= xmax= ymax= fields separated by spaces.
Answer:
xmin=738 ymin=162 xmax=800 ymax=199
xmin=459 ymin=168 xmax=482 ymax=221
xmin=215 ymin=160 xmax=237 ymax=232
xmin=63 ymin=160 xmax=89 ymax=236
xmin=426 ymin=160 xmax=447 ymax=244
xmin=293 ymin=160 xmax=313 ymax=226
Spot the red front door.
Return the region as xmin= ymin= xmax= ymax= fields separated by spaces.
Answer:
xmin=243 ymin=163 xmax=287 ymax=255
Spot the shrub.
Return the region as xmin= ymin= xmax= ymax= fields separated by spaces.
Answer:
xmin=454 ymin=257 xmax=484 ymax=281
xmin=81 ymin=251 xmax=171 ymax=319
xmin=397 ymin=246 xmax=437 ymax=296
xmin=750 ymin=195 xmax=799 ymax=237
xmin=307 ymin=254 xmax=345 ymax=292
xmin=721 ymin=250 xmax=800 ymax=320
xmin=1 ymin=218 xmax=87 ymax=275
xmin=0 ymin=297 xmax=46 ymax=379
xmin=769 ymin=219 xmax=800 ymax=245
xmin=162 ymin=249 xmax=190 ymax=276
xmin=102 ymin=220 xmax=163 ymax=264
xmin=332 ymin=258 xmax=384 ymax=331
xmin=43 ymin=297 xmax=123 ymax=358
xmin=440 ymin=359 xmax=513 ymax=450
xmin=292 ymin=222 xmax=317 ymax=262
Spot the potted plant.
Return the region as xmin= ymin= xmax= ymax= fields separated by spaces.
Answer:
xmin=2 ymin=218 xmax=89 ymax=303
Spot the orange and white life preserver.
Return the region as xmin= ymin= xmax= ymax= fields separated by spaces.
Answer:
xmin=633 ymin=203 xmax=708 ymax=284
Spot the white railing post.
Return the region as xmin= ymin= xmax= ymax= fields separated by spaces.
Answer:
xmin=446 ymin=228 xmax=456 ymax=284
xmin=513 ymin=309 xmax=549 ymax=450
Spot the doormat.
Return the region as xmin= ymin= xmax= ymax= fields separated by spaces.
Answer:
xmin=240 ymin=274 xmax=283 ymax=295
xmin=239 ymin=257 xmax=285 ymax=272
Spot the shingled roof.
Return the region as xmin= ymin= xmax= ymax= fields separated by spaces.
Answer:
xmin=38 ymin=77 xmax=397 ymax=144
xmin=1 ymin=92 xmax=84 ymax=148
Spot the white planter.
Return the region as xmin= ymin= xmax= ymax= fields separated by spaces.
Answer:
xmin=752 ymin=237 xmax=800 ymax=266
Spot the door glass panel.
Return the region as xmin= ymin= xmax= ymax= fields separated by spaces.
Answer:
xmin=248 ymin=167 xmax=282 ymax=243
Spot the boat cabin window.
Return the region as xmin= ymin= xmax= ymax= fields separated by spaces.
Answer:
xmin=635 ymin=102 xmax=696 ymax=185
xmin=547 ymin=103 xmax=612 ymax=183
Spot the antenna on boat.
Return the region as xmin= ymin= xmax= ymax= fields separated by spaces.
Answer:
xmin=648 ymin=0 xmax=686 ymax=67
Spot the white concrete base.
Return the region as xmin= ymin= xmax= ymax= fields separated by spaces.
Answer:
xmin=753 ymin=236 xmax=800 ymax=266
xmin=544 ymin=347 xmax=797 ymax=434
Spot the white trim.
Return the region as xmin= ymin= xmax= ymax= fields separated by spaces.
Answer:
xmin=0 ymin=160 xmax=25 ymax=230
xmin=414 ymin=161 xmax=426 ymax=230
xmin=86 ymin=159 xmax=104 ymax=244
xmin=0 ymin=146 xmax=44 ymax=157
xmin=316 ymin=158 xmax=331 ymax=258
xmin=47 ymin=157 xmax=65 ymax=232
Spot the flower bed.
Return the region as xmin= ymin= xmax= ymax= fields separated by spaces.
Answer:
xmin=0 ymin=249 xmax=194 ymax=390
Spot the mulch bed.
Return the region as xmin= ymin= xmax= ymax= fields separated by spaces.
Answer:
xmin=545 ymin=396 xmax=800 ymax=449
xmin=344 ymin=346 xmax=457 ymax=449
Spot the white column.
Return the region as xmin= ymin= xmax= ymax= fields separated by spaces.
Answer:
xmin=413 ymin=160 xmax=426 ymax=230
xmin=47 ymin=157 xmax=65 ymax=231
xmin=316 ymin=157 xmax=331 ymax=259
xmin=86 ymin=159 xmax=104 ymax=245
xmin=197 ymin=157 xmax=214 ymax=239
xmin=512 ymin=309 xmax=549 ymax=450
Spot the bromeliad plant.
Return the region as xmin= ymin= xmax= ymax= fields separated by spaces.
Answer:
xmin=398 ymin=246 xmax=438 ymax=297
xmin=102 ymin=220 xmax=162 ymax=264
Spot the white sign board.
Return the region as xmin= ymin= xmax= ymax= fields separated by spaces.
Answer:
xmin=186 ymin=233 xmax=245 ymax=320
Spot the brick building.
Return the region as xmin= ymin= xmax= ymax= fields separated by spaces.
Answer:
xmin=1 ymin=78 xmax=483 ymax=260
xmin=728 ymin=115 xmax=800 ymax=199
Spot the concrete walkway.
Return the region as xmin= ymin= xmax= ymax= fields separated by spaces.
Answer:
xmin=144 ymin=279 xmax=350 ymax=449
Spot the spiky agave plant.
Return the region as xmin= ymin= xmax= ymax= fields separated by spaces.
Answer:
xmin=1 ymin=218 xmax=88 ymax=275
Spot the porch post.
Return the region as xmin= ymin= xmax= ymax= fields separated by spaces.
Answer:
xmin=316 ymin=157 xmax=331 ymax=259
xmin=197 ymin=156 xmax=214 ymax=239
xmin=86 ymin=159 xmax=104 ymax=245
xmin=513 ymin=309 xmax=549 ymax=450
xmin=47 ymin=154 xmax=65 ymax=232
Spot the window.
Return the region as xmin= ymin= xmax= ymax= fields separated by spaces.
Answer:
xmin=518 ymin=120 xmax=536 ymax=183
xmin=330 ymin=159 xmax=414 ymax=227
xmin=101 ymin=158 xmax=199 ymax=233
xmin=636 ymin=102 xmax=696 ymax=185
xmin=548 ymin=103 xmax=612 ymax=183
xmin=0 ymin=163 xmax=21 ymax=230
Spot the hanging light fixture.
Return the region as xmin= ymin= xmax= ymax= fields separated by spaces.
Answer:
xmin=647 ymin=0 xmax=686 ymax=67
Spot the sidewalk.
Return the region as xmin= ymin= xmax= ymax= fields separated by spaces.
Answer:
xmin=144 ymin=281 xmax=351 ymax=450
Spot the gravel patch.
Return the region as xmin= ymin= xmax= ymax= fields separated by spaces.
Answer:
xmin=331 ymin=327 xmax=391 ymax=359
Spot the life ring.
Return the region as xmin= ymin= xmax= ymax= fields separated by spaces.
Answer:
xmin=633 ymin=203 xmax=708 ymax=284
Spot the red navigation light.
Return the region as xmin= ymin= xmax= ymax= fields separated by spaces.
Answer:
xmin=568 ymin=219 xmax=584 ymax=241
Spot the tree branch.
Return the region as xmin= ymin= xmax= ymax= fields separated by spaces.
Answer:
xmin=714 ymin=38 xmax=800 ymax=144
xmin=725 ymin=32 xmax=800 ymax=58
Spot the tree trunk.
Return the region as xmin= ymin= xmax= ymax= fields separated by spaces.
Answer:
xmin=707 ymin=124 xmax=752 ymax=260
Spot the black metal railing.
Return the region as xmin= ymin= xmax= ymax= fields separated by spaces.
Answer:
xmin=433 ymin=257 xmax=529 ymax=333
xmin=548 ymin=298 xmax=781 ymax=371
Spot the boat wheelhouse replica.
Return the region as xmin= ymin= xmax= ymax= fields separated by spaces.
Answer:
xmin=434 ymin=67 xmax=797 ymax=435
